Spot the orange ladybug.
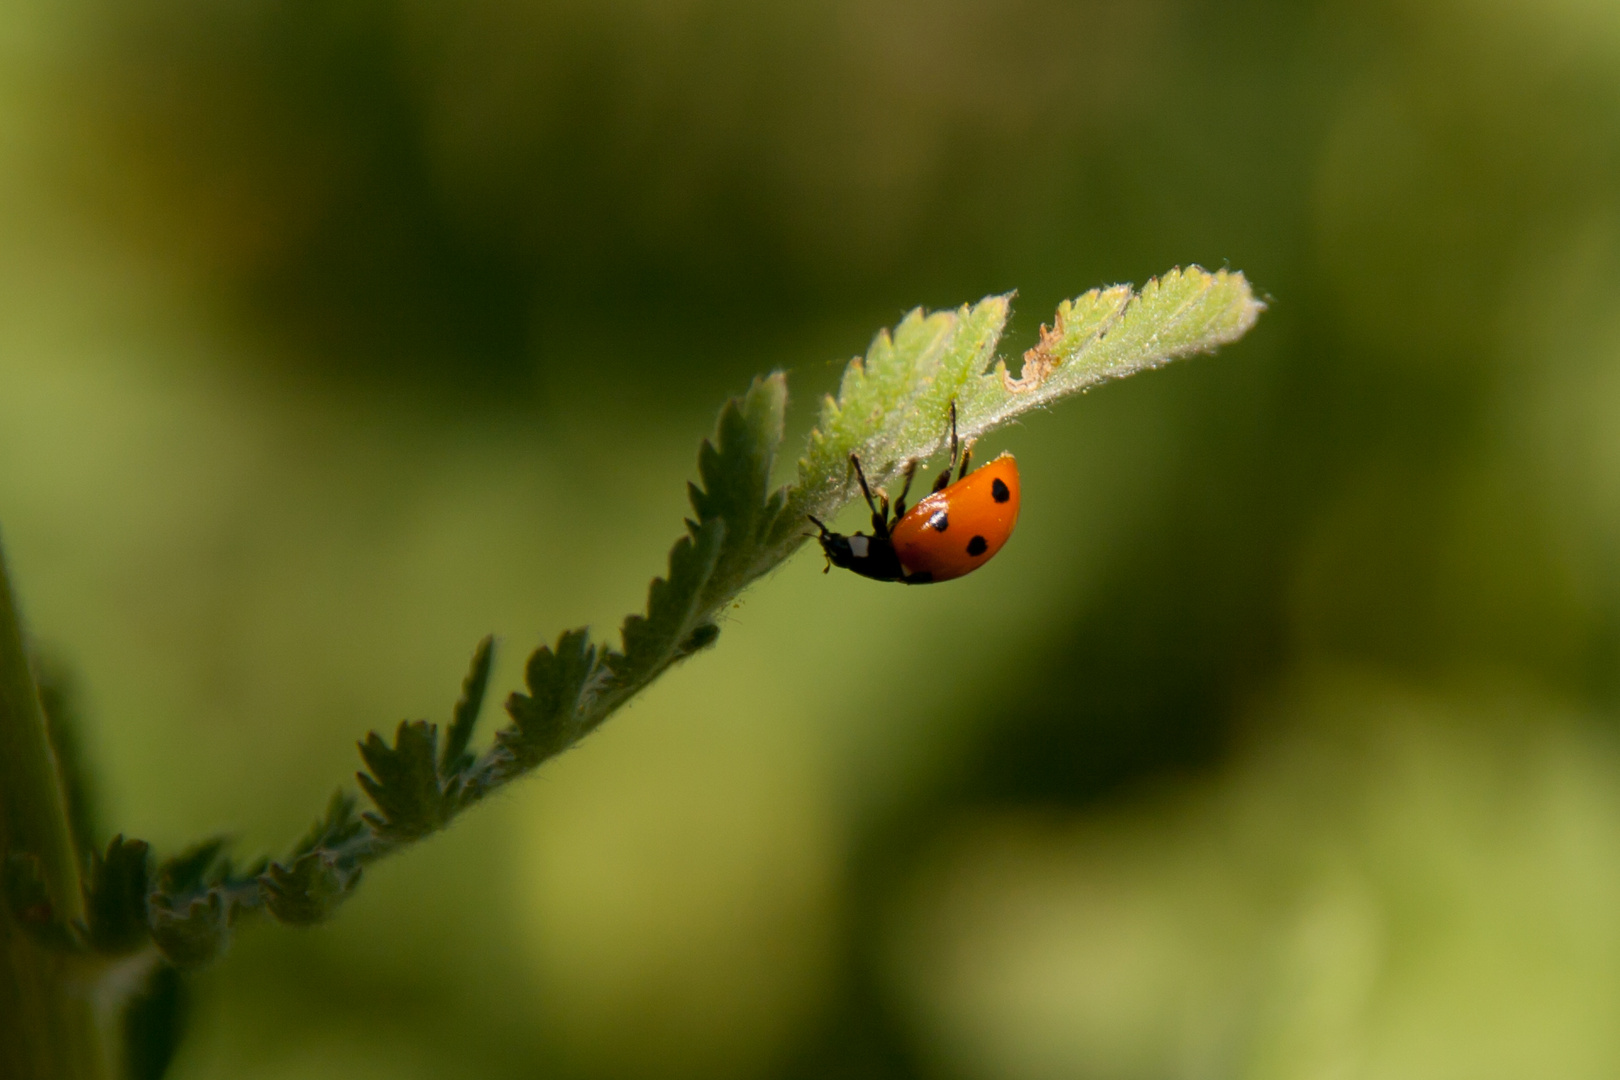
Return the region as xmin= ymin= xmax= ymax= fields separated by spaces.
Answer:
xmin=809 ymin=404 xmax=1020 ymax=584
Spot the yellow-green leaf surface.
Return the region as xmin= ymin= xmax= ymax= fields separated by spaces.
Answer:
xmin=778 ymin=265 xmax=1263 ymax=550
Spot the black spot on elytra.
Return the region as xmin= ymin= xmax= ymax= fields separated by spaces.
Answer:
xmin=991 ymin=478 xmax=1010 ymax=503
xmin=967 ymin=535 xmax=988 ymax=556
xmin=928 ymin=509 xmax=949 ymax=532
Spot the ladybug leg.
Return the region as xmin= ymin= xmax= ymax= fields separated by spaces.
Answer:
xmin=849 ymin=455 xmax=880 ymax=514
xmin=932 ymin=401 xmax=961 ymax=493
xmin=957 ymin=439 xmax=976 ymax=482
xmin=849 ymin=455 xmax=892 ymax=538
xmin=892 ymin=460 xmax=918 ymax=522
xmin=806 ymin=515 xmax=835 ymax=572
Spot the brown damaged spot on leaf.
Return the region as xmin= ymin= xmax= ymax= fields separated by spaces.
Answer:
xmin=1003 ymin=317 xmax=1062 ymax=393
xmin=1001 ymin=300 xmax=1125 ymax=394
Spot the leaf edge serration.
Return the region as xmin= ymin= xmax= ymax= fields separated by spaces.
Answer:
xmin=124 ymin=265 xmax=1261 ymax=954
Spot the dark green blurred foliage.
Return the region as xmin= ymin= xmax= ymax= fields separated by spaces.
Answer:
xmin=440 ymin=634 xmax=492 ymax=776
xmin=62 ymin=0 xmax=1233 ymax=398
xmin=6 ymin=0 xmax=1620 ymax=1076
xmin=124 ymin=965 xmax=188 ymax=1080
xmin=81 ymin=836 xmax=151 ymax=955
xmin=357 ymin=721 xmax=455 ymax=842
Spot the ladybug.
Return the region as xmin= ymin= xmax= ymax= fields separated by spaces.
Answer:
xmin=809 ymin=403 xmax=1020 ymax=584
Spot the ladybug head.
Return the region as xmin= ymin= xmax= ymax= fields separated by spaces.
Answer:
xmin=806 ymin=515 xmax=905 ymax=582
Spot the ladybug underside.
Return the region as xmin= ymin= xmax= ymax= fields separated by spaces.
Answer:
xmin=818 ymin=528 xmax=931 ymax=584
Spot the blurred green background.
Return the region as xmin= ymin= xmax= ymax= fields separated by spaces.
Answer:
xmin=4 ymin=0 xmax=1620 ymax=1076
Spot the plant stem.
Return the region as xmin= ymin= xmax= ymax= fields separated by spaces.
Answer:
xmin=0 ymin=534 xmax=109 ymax=1080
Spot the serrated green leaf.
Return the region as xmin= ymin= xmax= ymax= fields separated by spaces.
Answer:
xmin=687 ymin=375 xmax=789 ymax=602
xmin=290 ymin=790 xmax=363 ymax=858
xmin=148 ymin=889 xmax=230 ymax=969
xmin=962 ymin=266 xmax=1262 ymax=426
xmin=217 ymin=854 xmax=270 ymax=886
xmin=259 ymin=851 xmax=360 ymax=926
xmin=797 ymin=295 xmax=1010 ymax=513
xmin=165 ymin=267 xmax=1260 ymax=965
xmin=782 ymin=266 xmax=1263 ymax=541
xmin=155 ymin=837 xmax=227 ymax=896
xmin=357 ymin=721 xmax=446 ymax=843
xmin=499 ymin=628 xmax=599 ymax=768
xmin=442 ymin=635 xmax=494 ymax=776
xmin=82 ymin=835 xmax=151 ymax=954
xmin=604 ymin=518 xmax=725 ymax=696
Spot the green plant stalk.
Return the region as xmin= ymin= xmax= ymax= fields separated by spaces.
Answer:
xmin=68 ymin=268 xmax=1263 ymax=974
xmin=0 ymin=537 xmax=109 ymax=1080
xmin=1 ymin=270 xmax=1261 ymax=1072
